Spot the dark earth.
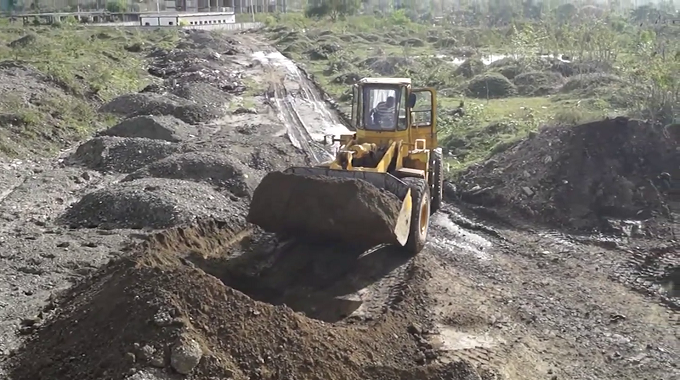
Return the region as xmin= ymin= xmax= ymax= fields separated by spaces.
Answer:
xmin=0 ymin=29 xmax=676 ymax=380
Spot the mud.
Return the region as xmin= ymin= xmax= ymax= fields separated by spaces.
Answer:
xmin=4 ymin=221 xmax=484 ymax=380
xmin=1 ymin=29 xmax=679 ymax=380
xmin=247 ymin=171 xmax=404 ymax=248
xmin=0 ymin=31 xmax=325 ymax=369
xmin=188 ymin=230 xmax=413 ymax=322
xmin=457 ymin=118 xmax=678 ymax=233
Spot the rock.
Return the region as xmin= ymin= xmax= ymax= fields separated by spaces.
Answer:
xmin=414 ymin=351 xmax=426 ymax=364
xmin=125 ymin=352 xmax=136 ymax=364
xmin=407 ymin=322 xmax=423 ymax=335
xmin=67 ymin=136 xmax=181 ymax=174
xmin=424 ymin=349 xmax=438 ymax=360
xmin=59 ymin=178 xmax=245 ymax=230
xmin=153 ymin=310 xmax=173 ymax=327
xmin=149 ymin=354 xmax=166 ymax=368
xmin=20 ymin=317 xmax=41 ymax=327
xmin=170 ymin=338 xmax=203 ymax=375
xmin=136 ymin=343 xmax=166 ymax=367
xmin=136 ymin=344 xmax=151 ymax=359
xmin=124 ymin=43 xmax=144 ymax=53
xmin=126 ymin=368 xmax=172 ymax=380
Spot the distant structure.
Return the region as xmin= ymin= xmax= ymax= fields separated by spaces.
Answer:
xmin=139 ymin=10 xmax=235 ymax=25
xmin=0 ymin=0 xmax=284 ymax=14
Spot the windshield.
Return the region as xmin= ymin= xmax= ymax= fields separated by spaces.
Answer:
xmin=361 ymin=86 xmax=401 ymax=131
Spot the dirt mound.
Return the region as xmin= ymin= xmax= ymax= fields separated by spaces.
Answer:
xmin=99 ymin=115 xmax=194 ymax=142
xmin=123 ymin=151 xmax=258 ymax=198
xmin=455 ymin=58 xmax=485 ymax=78
xmin=457 ymin=118 xmax=678 ymax=232
xmin=466 ymin=73 xmax=517 ymax=98
xmin=181 ymin=29 xmax=243 ymax=52
xmin=67 ymin=136 xmax=182 ymax=173
xmin=359 ymin=56 xmax=414 ymax=76
xmin=60 ymin=178 xmax=245 ymax=229
xmin=560 ymin=73 xmax=623 ymax=95
xmin=99 ymin=93 xmax=224 ymax=124
xmin=513 ymin=71 xmax=565 ymax=96
xmin=247 ymin=171 xmax=406 ymax=248
xmin=5 ymin=220 xmax=486 ymax=380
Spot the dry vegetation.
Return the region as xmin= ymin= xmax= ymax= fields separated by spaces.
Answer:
xmin=0 ymin=18 xmax=180 ymax=156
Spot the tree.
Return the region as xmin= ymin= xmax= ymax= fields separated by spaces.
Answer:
xmin=305 ymin=0 xmax=361 ymax=19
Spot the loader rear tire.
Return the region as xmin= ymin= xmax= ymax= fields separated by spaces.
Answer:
xmin=431 ymin=148 xmax=444 ymax=213
xmin=402 ymin=177 xmax=430 ymax=254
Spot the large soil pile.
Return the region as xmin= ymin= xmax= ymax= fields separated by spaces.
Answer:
xmin=5 ymin=220 xmax=485 ymax=380
xmin=457 ymin=118 xmax=679 ymax=232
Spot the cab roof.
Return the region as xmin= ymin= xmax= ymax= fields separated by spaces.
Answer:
xmin=359 ymin=77 xmax=411 ymax=85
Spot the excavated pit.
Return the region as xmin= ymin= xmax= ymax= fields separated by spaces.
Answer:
xmin=185 ymin=232 xmax=413 ymax=322
xmin=7 ymin=219 xmax=478 ymax=380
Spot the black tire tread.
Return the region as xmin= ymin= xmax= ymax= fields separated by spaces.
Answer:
xmin=431 ymin=149 xmax=444 ymax=213
xmin=401 ymin=177 xmax=430 ymax=254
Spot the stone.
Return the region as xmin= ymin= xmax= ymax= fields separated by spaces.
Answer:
xmin=170 ymin=338 xmax=203 ymax=375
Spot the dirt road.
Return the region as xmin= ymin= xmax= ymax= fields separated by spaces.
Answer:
xmin=0 ymin=30 xmax=677 ymax=380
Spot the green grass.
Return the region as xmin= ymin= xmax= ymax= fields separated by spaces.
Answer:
xmin=0 ymin=20 xmax=180 ymax=157
xmin=257 ymin=13 xmax=667 ymax=174
xmin=438 ymin=96 xmax=610 ymax=171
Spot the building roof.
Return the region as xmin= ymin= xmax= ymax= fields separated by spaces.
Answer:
xmin=359 ymin=77 xmax=411 ymax=85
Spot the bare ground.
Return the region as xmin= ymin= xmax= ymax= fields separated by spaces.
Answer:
xmin=0 ymin=30 xmax=677 ymax=380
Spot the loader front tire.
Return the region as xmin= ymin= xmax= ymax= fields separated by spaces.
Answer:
xmin=402 ymin=177 xmax=430 ymax=254
xmin=431 ymin=148 xmax=444 ymax=213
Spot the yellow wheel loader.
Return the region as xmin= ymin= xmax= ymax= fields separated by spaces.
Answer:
xmin=247 ymin=78 xmax=444 ymax=254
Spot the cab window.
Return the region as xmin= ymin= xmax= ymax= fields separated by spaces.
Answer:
xmin=397 ymin=92 xmax=407 ymax=131
xmin=363 ymin=87 xmax=398 ymax=131
xmin=411 ymin=90 xmax=433 ymax=127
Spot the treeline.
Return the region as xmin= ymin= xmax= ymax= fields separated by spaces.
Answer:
xmin=302 ymin=0 xmax=678 ymax=26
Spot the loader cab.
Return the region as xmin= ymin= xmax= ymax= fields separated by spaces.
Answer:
xmin=351 ymin=78 xmax=437 ymax=147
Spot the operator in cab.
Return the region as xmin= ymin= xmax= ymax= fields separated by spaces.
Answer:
xmin=371 ymin=96 xmax=396 ymax=129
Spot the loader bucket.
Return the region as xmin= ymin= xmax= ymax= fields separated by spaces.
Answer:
xmin=247 ymin=167 xmax=413 ymax=249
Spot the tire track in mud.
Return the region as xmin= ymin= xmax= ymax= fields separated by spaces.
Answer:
xmin=613 ymin=240 xmax=680 ymax=310
xmin=249 ymin=42 xmax=348 ymax=164
xmin=421 ymin=210 xmax=509 ymax=374
xmin=543 ymin=229 xmax=680 ymax=311
xmin=267 ymin=83 xmax=330 ymax=164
